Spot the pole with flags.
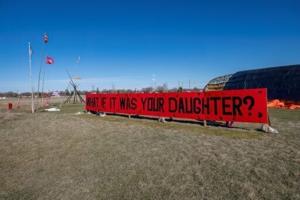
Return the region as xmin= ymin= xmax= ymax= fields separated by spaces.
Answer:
xmin=37 ymin=33 xmax=48 ymax=102
xmin=41 ymin=56 xmax=54 ymax=106
xmin=28 ymin=42 xmax=35 ymax=113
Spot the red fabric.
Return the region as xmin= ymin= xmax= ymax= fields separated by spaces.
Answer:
xmin=46 ymin=56 xmax=54 ymax=64
xmin=85 ymin=89 xmax=268 ymax=123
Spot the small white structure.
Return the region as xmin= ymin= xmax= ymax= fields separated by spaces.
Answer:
xmin=45 ymin=107 xmax=60 ymax=112
xmin=51 ymin=91 xmax=60 ymax=97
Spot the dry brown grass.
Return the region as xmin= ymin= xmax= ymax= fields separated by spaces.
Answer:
xmin=0 ymin=100 xmax=299 ymax=199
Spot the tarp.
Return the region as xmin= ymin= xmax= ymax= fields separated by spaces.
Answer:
xmin=268 ymin=99 xmax=300 ymax=109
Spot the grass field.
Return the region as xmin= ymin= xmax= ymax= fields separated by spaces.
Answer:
xmin=0 ymin=99 xmax=299 ymax=199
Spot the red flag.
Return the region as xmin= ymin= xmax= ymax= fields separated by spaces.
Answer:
xmin=46 ymin=56 xmax=54 ymax=64
xmin=43 ymin=33 xmax=48 ymax=44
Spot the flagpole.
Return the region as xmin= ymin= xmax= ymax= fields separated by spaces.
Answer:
xmin=41 ymin=68 xmax=45 ymax=105
xmin=37 ymin=44 xmax=45 ymax=99
xmin=28 ymin=42 xmax=35 ymax=113
xmin=37 ymin=33 xmax=48 ymax=107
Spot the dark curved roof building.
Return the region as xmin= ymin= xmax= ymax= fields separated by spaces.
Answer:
xmin=206 ymin=65 xmax=300 ymax=102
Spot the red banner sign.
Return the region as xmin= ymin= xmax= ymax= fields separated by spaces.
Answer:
xmin=85 ymin=89 xmax=268 ymax=123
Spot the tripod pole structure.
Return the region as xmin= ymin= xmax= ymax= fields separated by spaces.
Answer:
xmin=63 ymin=69 xmax=85 ymax=104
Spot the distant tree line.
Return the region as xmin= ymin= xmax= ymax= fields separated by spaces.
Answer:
xmin=0 ymin=84 xmax=202 ymax=97
xmin=90 ymin=83 xmax=202 ymax=93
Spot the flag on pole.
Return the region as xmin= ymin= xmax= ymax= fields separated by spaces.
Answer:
xmin=46 ymin=56 xmax=54 ymax=64
xmin=43 ymin=33 xmax=48 ymax=44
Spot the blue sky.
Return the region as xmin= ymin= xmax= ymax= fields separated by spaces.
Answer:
xmin=0 ymin=0 xmax=299 ymax=92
